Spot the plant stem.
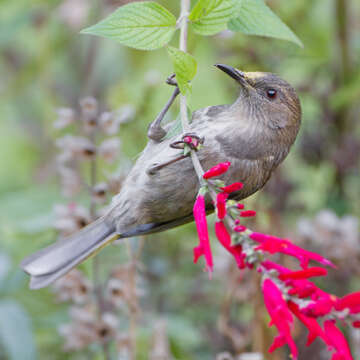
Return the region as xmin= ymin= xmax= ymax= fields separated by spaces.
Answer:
xmin=89 ymin=132 xmax=111 ymax=360
xmin=178 ymin=0 xmax=232 ymax=224
xmin=179 ymin=0 xmax=205 ymax=182
xmin=179 ymin=0 xmax=191 ymax=135
xmin=125 ymin=239 xmax=140 ymax=360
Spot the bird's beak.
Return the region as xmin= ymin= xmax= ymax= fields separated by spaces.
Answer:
xmin=214 ymin=64 xmax=252 ymax=90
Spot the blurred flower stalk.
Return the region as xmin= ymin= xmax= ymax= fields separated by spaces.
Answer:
xmin=52 ymin=97 xmax=143 ymax=359
xmin=192 ymin=161 xmax=359 ymax=360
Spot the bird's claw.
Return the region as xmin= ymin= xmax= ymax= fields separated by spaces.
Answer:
xmin=170 ymin=133 xmax=204 ymax=151
xmin=147 ymin=133 xmax=204 ymax=175
xmin=147 ymin=75 xmax=180 ymax=142
xmin=147 ymin=154 xmax=187 ymax=175
xmin=166 ymin=74 xmax=178 ymax=87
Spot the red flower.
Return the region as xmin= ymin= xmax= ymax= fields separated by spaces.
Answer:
xmin=261 ymin=260 xmax=290 ymax=274
xmin=203 ymin=162 xmax=231 ymax=179
xmin=237 ymin=203 xmax=245 ymax=209
xmin=302 ymin=293 xmax=337 ymax=317
xmin=288 ymin=280 xmax=318 ymax=299
xmin=220 ymin=182 xmax=243 ymax=193
xmin=250 ymin=232 xmax=335 ymax=268
xmin=279 ymin=267 xmax=328 ymax=281
xmin=215 ymin=221 xmax=245 ymax=269
xmin=335 ymin=291 xmax=360 ymax=313
xmin=193 ymin=195 xmax=213 ymax=272
xmin=216 ymin=192 xmax=228 ymax=220
xmin=288 ymin=301 xmax=328 ymax=346
xmin=239 ymin=210 xmax=256 ymax=217
xmin=352 ymin=321 xmax=360 ymax=328
xmin=324 ymin=320 xmax=353 ymax=360
xmin=183 ymin=135 xmax=200 ymax=148
xmin=234 ymin=225 xmax=246 ymax=232
xmin=262 ymin=279 xmax=298 ymax=359
xmin=261 ymin=261 xmax=321 ymax=299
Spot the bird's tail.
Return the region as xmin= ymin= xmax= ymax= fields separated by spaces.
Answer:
xmin=21 ymin=217 xmax=117 ymax=289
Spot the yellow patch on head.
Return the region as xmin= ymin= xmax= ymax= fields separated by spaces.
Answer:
xmin=244 ymin=72 xmax=268 ymax=80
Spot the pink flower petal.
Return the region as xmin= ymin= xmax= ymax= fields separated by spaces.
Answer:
xmin=220 ymin=182 xmax=243 ymax=193
xmin=216 ymin=192 xmax=228 ymax=220
xmin=302 ymin=294 xmax=337 ymax=317
xmin=234 ymin=225 xmax=246 ymax=232
xmin=215 ymin=221 xmax=245 ymax=268
xmin=262 ymin=279 xmax=298 ymax=359
xmin=324 ymin=320 xmax=353 ymax=360
xmin=288 ymin=301 xmax=328 ymax=346
xmin=203 ymin=162 xmax=231 ymax=179
xmin=335 ymin=291 xmax=360 ymax=313
xmin=251 ymin=232 xmax=335 ymax=268
xmin=239 ymin=210 xmax=256 ymax=217
xmin=193 ymin=195 xmax=213 ymax=272
xmin=279 ymin=267 xmax=328 ymax=281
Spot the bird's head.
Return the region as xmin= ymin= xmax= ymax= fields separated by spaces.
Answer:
xmin=215 ymin=64 xmax=301 ymax=135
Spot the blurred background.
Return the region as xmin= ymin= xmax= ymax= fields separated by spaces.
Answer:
xmin=0 ymin=0 xmax=359 ymax=359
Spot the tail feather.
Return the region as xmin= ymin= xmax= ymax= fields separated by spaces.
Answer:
xmin=21 ymin=210 xmax=203 ymax=289
xmin=21 ymin=217 xmax=116 ymax=289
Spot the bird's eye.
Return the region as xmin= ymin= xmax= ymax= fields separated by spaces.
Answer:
xmin=266 ymin=89 xmax=277 ymax=99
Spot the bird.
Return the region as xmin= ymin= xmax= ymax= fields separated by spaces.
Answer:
xmin=21 ymin=64 xmax=301 ymax=289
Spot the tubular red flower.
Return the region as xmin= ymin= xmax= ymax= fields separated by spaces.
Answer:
xmin=324 ymin=320 xmax=353 ymax=360
xmin=193 ymin=195 xmax=213 ymax=272
xmin=261 ymin=261 xmax=322 ymax=299
xmin=279 ymin=267 xmax=328 ymax=281
xmin=251 ymin=232 xmax=335 ymax=268
xmin=234 ymin=225 xmax=246 ymax=232
xmin=335 ymin=291 xmax=360 ymax=313
xmin=216 ymin=192 xmax=228 ymax=220
xmin=183 ymin=135 xmax=200 ymax=148
xmin=288 ymin=301 xmax=328 ymax=346
xmin=302 ymin=294 xmax=337 ymax=317
xmin=262 ymin=279 xmax=298 ymax=359
xmin=220 ymin=182 xmax=243 ymax=193
xmin=239 ymin=210 xmax=256 ymax=217
xmin=261 ymin=260 xmax=291 ymax=274
xmin=288 ymin=280 xmax=318 ymax=299
xmin=203 ymin=162 xmax=231 ymax=179
xmin=215 ymin=221 xmax=245 ymax=269
xmin=237 ymin=203 xmax=245 ymax=209
xmin=352 ymin=321 xmax=360 ymax=328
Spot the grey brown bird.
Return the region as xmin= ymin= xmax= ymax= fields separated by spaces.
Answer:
xmin=21 ymin=65 xmax=301 ymax=289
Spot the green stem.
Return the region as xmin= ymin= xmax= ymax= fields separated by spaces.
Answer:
xmin=179 ymin=0 xmax=205 ymax=183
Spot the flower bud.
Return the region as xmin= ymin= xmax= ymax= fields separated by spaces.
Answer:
xmin=98 ymin=138 xmax=121 ymax=163
xmin=99 ymin=111 xmax=120 ymax=135
xmin=54 ymin=107 xmax=75 ymax=129
xmin=79 ymin=96 xmax=98 ymax=131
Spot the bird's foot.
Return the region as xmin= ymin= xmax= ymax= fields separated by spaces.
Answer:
xmin=147 ymin=74 xmax=180 ymax=142
xmin=170 ymin=133 xmax=204 ymax=151
xmin=166 ymin=73 xmax=178 ymax=87
xmin=146 ymin=154 xmax=187 ymax=175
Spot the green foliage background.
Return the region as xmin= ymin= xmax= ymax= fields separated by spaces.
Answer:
xmin=0 ymin=0 xmax=359 ymax=359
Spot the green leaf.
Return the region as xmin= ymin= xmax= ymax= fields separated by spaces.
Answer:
xmin=162 ymin=107 xmax=193 ymax=140
xmin=0 ymin=301 xmax=37 ymax=360
xmin=189 ymin=0 xmax=236 ymax=35
xmin=162 ymin=114 xmax=183 ymax=140
xmin=81 ymin=2 xmax=177 ymax=50
xmin=167 ymin=47 xmax=197 ymax=95
xmin=228 ymin=0 xmax=303 ymax=47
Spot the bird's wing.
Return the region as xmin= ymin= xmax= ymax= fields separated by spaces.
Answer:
xmin=109 ymin=104 xmax=281 ymax=238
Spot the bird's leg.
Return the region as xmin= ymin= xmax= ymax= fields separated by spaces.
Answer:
xmin=147 ymin=133 xmax=204 ymax=175
xmin=147 ymin=74 xmax=180 ymax=142
xmin=146 ymin=154 xmax=187 ymax=175
xmin=170 ymin=133 xmax=204 ymax=151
